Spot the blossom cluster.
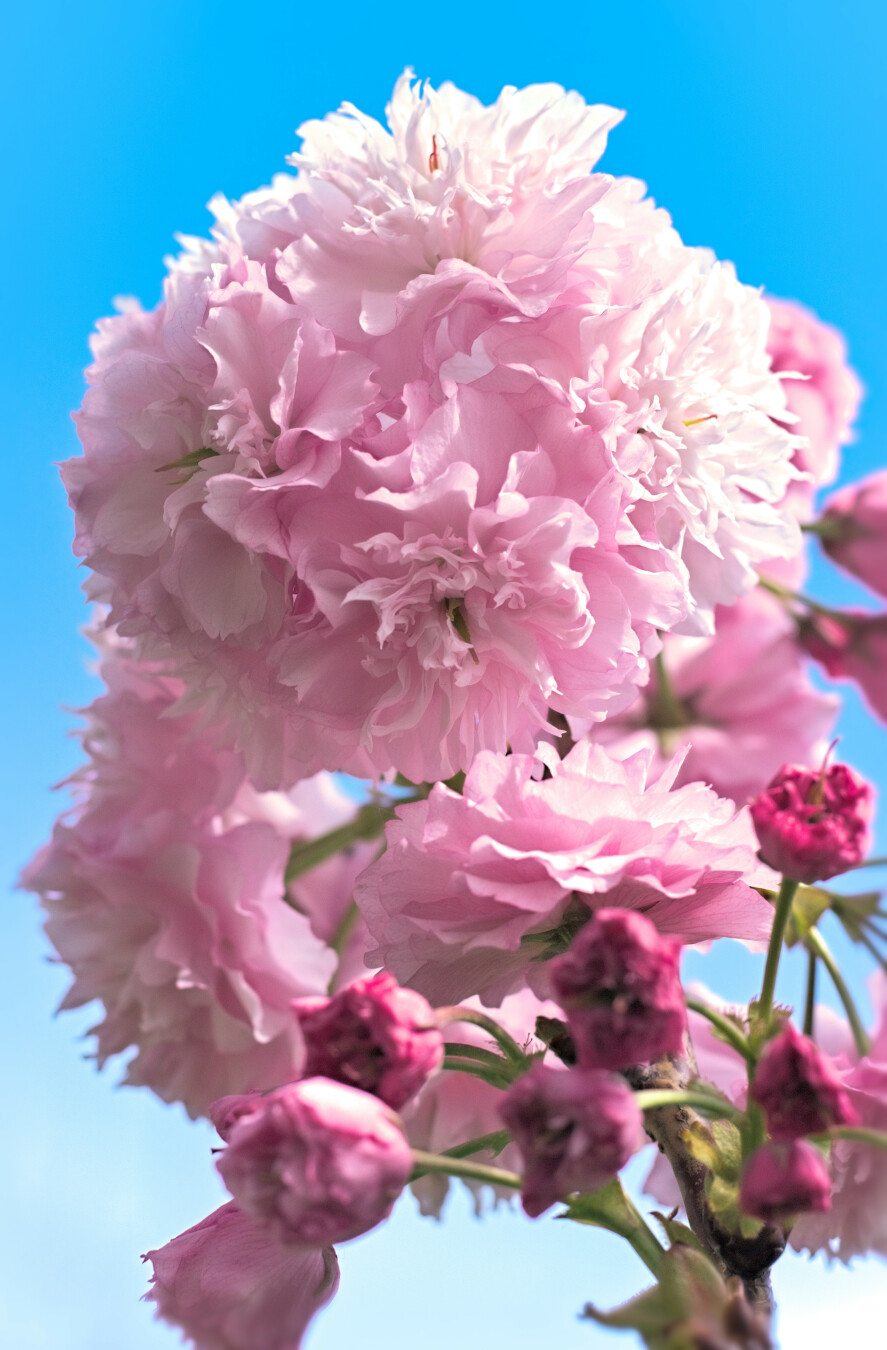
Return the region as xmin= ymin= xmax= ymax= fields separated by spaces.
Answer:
xmin=25 ymin=69 xmax=887 ymax=1350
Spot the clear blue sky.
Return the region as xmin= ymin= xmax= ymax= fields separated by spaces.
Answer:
xmin=4 ymin=2 xmax=887 ymax=1346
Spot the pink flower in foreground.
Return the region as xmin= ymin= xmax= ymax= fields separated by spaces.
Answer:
xmin=217 ymin=1078 xmax=413 ymax=1246
xmin=589 ymin=589 xmax=838 ymax=806
xmin=144 ymin=1201 xmax=338 ymax=1350
xmin=293 ymin=972 xmax=443 ymax=1110
xmin=550 ymin=909 xmax=685 ymax=1070
xmin=749 ymin=760 xmax=873 ymax=883
xmin=766 ymin=296 xmax=862 ymax=494
xmin=500 ymin=1063 xmax=642 ymax=1217
xmin=355 ymin=740 xmax=771 ymax=1007
xmin=740 ymin=1141 xmax=832 ymax=1223
xmin=750 ymin=1023 xmax=857 ymax=1141
xmin=800 ymin=610 xmax=887 ymax=725
xmin=20 ymin=635 xmax=376 ymax=1117
xmin=820 ymin=472 xmax=887 ymax=600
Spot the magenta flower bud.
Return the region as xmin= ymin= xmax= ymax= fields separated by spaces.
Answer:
xmin=820 ymin=473 xmax=887 ymax=601
xmin=292 ymin=972 xmax=444 ymax=1110
xmin=549 ymin=909 xmax=686 ymax=1070
xmin=749 ymin=761 xmax=873 ymax=882
xmin=499 ymin=1063 xmax=642 ymax=1218
xmin=739 ymin=1140 xmax=832 ymax=1222
xmin=750 ymin=1023 xmax=858 ymax=1141
xmin=801 ymin=611 xmax=887 ymax=726
xmin=217 ymin=1078 xmax=413 ymax=1246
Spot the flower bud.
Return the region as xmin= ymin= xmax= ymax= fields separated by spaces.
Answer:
xmin=499 ymin=1063 xmax=642 ymax=1218
xmin=217 ymin=1078 xmax=413 ymax=1246
xmin=739 ymin=1140 xmax=832 ymax=1222
xmin=750 ymin=1022 xmax=858 ymax=1141
xmin=293 ymin=972 xmax=443 ymax=1110
xmin=749 ymin=761 xmax=873 ymax=882
xmin=144 ymin=1201 xmax=339 ymax=1350
xmin=820 ymin=473 xmax=887 ymax=600
xmin=210 ymin=1091 xmax=265 ymax=1142
xmin=550 ymin=909 xmax=686 ymax=1070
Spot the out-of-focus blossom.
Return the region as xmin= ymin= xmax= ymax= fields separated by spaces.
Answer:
xmin=20 ymin=636 xmax=376 ymax=1117
xmin=217 ymin=1078 xmax=413 ymax=1246
xmin=500 ymin=1063 xmax=642 ymax=1217
xmin=750 ymin=1023 xmax=857 ymax=1140
xmin=293 ymin=972 xmax=443 ymax=1110
xmin=356 ymin=740 xmax=771 ymax=1007
xmin=800 ymin=611 xmax=887 ymax=725
xmin=144 ymin=1201 xmax=338 ymax=1350
xmin=766 ymin=296 xmax=862 ymax=497
xmin=749 ymin=760 xmax=873 ymax=883
xmin=589 ymin=589 xmax=838 ymax=805
xmin=739 ymin=1140 xmax=832 ymax=1223
xmin=550 ymin=909 xmax=685 ymax=1070
xmin=820 ymin=472 xmax=887 ymax=600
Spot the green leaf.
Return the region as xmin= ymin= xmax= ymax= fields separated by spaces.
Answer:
xmin=784 ymin=885 xmax=832 ymax=947
xmin=650 ymin=1211 xmax=704 ymax=1253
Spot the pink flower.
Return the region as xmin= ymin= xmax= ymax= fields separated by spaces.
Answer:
xmin=749 ymin=760 xmax=873 ymax=883
xmin=589 ymin=589 xmax=838 ymax=805
xmin=550 ymin=909 xmax=685 ymax=1070
xmin=750 ymin=1023 xmax=857 ymax=1140
xmin=820 ymin=472 xmax=887 ymax=600
xmin=216 ymin=1078 xmax=414 ymax=1246
xmin=144 ymin=1201 xmax=339 ymax=1350
xmin=499 ymin=1063 xmax=642 ymax=1217
xmin=20 ymin=635 xmax=376 ymax=1116
xmin=293 ymin=972 xmax=443 ymax=1110
xmin=800 ymin=610 xmax=887 ymax=725
xmin=355 ymin=740 xmax=771 ymax=1007
xmin=739 ymin=1141 xmax=832 ymax=1223
xmin=766 ymin=296 xmax=862 ymax=494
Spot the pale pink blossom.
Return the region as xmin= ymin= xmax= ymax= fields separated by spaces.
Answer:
xmin=20 ymin=637 xmax=376 ymax=1116
xmin=820 ymin=471 xmax=887 ymax=600
xmin=217 ymin=1078 xmax=413 ymax=1246
xmin=144 ymin=1201 xmax=339 ymax=1350
xmin=766 ymin=296 xmax=862 ymax=494
xmin=589 ymin=589 xmax=838 ymax=805
xmin=355 ymin=740 xmax=771 ymax=1008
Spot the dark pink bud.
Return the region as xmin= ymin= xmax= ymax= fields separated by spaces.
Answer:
xmin=549 ymin=909 xmax=686 ymax=1070
xmin=293 ymin=972 xmax=443 ymax=1110
xmin=217 ymin=1078 xmax=413 ymax=1246
xmin=739 ymin=1140 xmax=832 ymax=1222
xmin=749 ymin=761 xmax=873 ymax=882
xmin=499 ymin=1063 xmax=642 ymax=1218
xmin=820 ymin=473 xmax=887 ymax=601
xmin=750 ymin=1023 xmax=858 ymax=1141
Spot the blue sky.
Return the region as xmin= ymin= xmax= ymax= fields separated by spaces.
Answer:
xmin=4 ymin=1 xmax=887 ymax=1345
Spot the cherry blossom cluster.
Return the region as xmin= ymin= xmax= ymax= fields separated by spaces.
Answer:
xmin=25 ymin=70 xmax=887 ymax=1350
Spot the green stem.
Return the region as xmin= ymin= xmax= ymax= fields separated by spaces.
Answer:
xmin=846 ymin=855 xmax=887 ymax=870
xmin=436 ymin=1006 xmax=527 ymax=1064
xmin=804 ymin=927 xmax=871 ymax=1056
xmin=440 ymin=1130 xmax=512 ymax=1161
xmin=633 ymin=1089 xmax=743 ymax=1123
xmin=814 ymin=1126 xmax=887 ymax=1152
xmin=757 ymin=576 xmax=835 ymax=616
xmin=685 ymin=997 xmax=755 ymax=1065
xmin=803 ymin=948 xmax=817 ymax=1038
xmin=442 ymin=1042 xmax=510 ymax=1071
xmin=409 ymin=1149 xmax=521 ymax=1189
xmin=758 ymin=876 xmax=800 ymax=1026
xmin=284 ymin=802 xmax=398 ymax=883
xmin=650 ymin=650 xmax=691 ymax=729
xmin=441 ymin=1056 xmax=512 ymax=1088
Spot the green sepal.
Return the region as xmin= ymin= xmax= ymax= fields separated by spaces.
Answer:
xmin=784 ymin=885 xmax=832 ymax=947
xmin=154 ymin=446 xmax=219 ymax=478
xmin=650 ymin=1211 xmax=705 ymax=1253
xmin=520 ymin=894 xmax=591 ymax=961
